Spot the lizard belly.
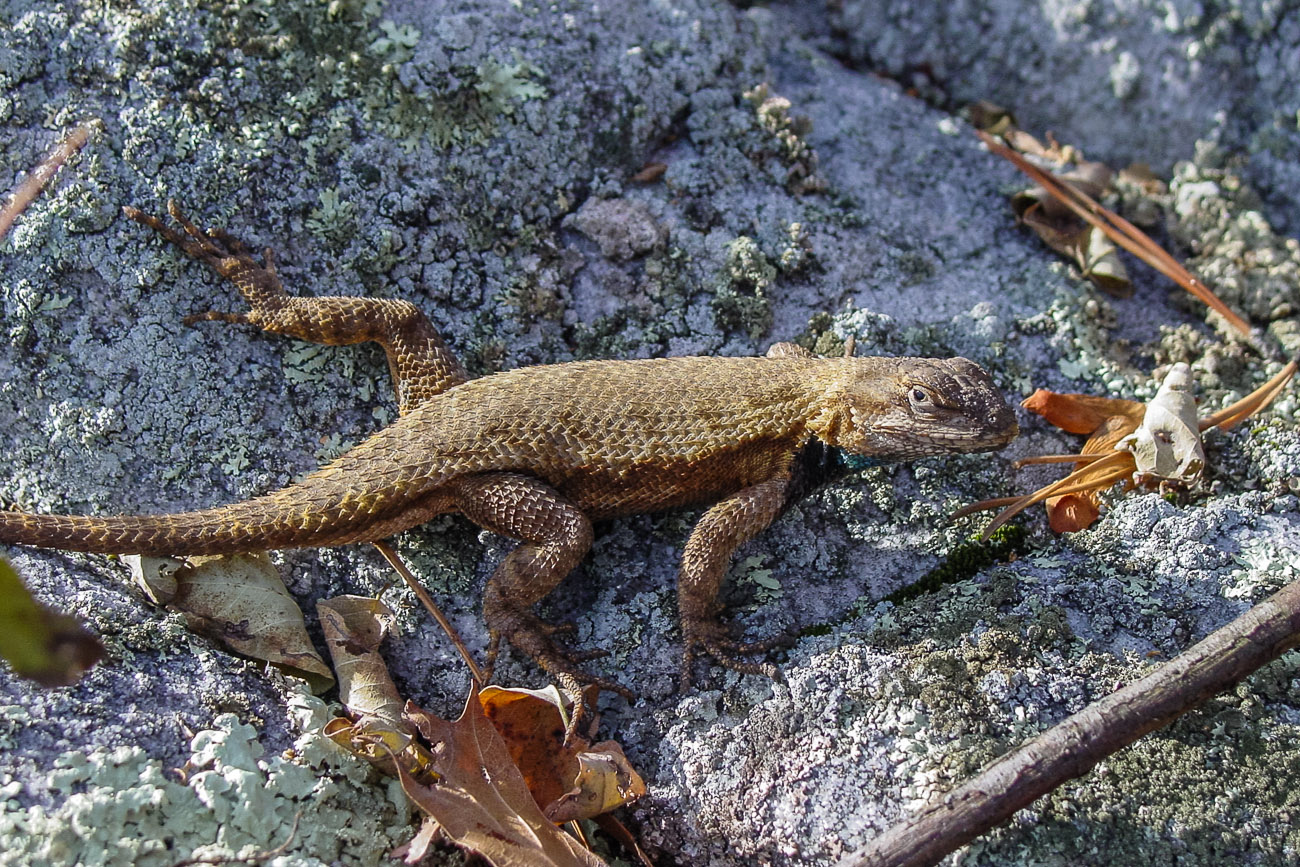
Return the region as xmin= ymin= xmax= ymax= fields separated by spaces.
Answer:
xmin=538 ymin=436 xmax=800 ymax=520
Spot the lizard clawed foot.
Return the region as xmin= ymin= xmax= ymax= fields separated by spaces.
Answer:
xmin=488 ymin=614 xmax=634 ymax=745
xmin=123 ymin=200 xmax=291 ymax=328
xmin=485 ymin=607 xmax=635 ymax=699
xmin=681 ymin=616 xmax=791 ymax=688
xmin=124 ymin=200 xmax=260 ymax=273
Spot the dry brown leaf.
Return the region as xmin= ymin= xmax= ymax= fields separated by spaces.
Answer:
xmin=317 ymin=596 xmax=403 ymax=725
xmin=1043 ymin=415 xmax=1140 ymax=533
xmin=480 ymin=685 xmax=646 ymax=823
xmin=545 ymin=742 xmax=647 ymax=824
xmin=630 ymin=162 xmax=667 ymax=184
xmin=967 ymin=100 xmax=1017 ymax=137
xmin=1008 ymin=152 xmax=1130 ymax=296
xmin=316 ymin=595 xmax=436 ymax=781
xmin=980 ymin=129 xmax=1257 ymax=341
xmin=128 ymin=553 xmax=333 ymax=691
xmin=396 ymin=688 xmax=609 ymax=867
xmin=0 ymin=557 xmax=103 ymax=686
xmin=1117 ymin=362 xmax=1205 ymax=484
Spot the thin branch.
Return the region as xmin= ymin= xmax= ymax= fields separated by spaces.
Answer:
xmin=951 ymin=451 xmax=1131 ymax=530
xmin=976 ymin=130 xmax=1261 ymax=347
xmin=0 ymin=121 xmax=97 ymax=241
xmin=1198 ymin=359 xmax=1297 ymax=431
xmin=837 ymin=574 xmax=1300 ymax=867
xmin=1012 ymin=453 xmax=1108 ymax=467
xmin=371 ymin=539 xmax=486 ymax=683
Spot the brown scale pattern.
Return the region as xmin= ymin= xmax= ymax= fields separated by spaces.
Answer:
xmin=0 ymin=203 xmax=1018 ymax=690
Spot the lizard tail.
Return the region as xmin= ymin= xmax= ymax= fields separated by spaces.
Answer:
xmin=0 ymin=480 xmax=444 ymax=556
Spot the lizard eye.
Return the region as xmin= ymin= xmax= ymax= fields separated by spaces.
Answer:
xmin=908 ymin=386 xmax=933 ymax=408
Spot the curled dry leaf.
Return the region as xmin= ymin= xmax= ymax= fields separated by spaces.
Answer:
xmin=979 ymin=129 xmax=1258 ymax=343
xmin=127 ymin=553 xmax=334 ymax=692
xmin=318 ymin=596 xmax=403 ymax=725
xmin=1117 ymin=362 xmax=1205 ymax=484
xmin=0 ymin=557 xmax=103 ymax=686
xmin=957 ymin=360 xmax=1296 ymax=535
xmin=480 ymin=685 xmax=646 ymax=823
xmin=1003 ymin=133 xmax=1129 ymax=296
xmin=317 ymin=595 xmax=436 ymax=782
xmin=395 ymin=687 xmax=609 ymax=867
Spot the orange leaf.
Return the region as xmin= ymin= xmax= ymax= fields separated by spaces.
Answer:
xmin=480 ymin=685 xmax=646 ymax=823
xmin=1042 ymin=412 xmax=1141 ymax=532
xmin=1046 ymin=494 xmax=1101 ymax=534
xmin=397 ymin=688 xmax=608 ymax=867
xmin=1021 ymin=390 xmax=1144 ymax=435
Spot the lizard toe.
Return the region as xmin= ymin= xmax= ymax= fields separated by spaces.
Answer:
xmin=682 ymin=617 xmax=788 ymax=685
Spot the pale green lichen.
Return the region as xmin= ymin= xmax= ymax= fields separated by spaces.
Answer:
xmin=305 ymin=187 xmax=358 ymax=243
xmin=1224 ymin=541 xmax=1300 ymax=600
xmin=474 ymin=56 xmax=548 ymax=113
xmin=731 ymin=554 xmax=782 ymax=605
xmin=0 ymin=690 xmax=411 ymax=867
xmin=713 ymin=235 xmax=776 ymax=340
xmin=368 ymin=19 xmax=421 ymax=63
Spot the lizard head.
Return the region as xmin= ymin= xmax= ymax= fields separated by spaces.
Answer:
xmin=808 ymin=357 xmax=1018 ymax=460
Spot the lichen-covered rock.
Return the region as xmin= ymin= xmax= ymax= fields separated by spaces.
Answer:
xmin=2 ymin=1 xmax=1298 ymax=865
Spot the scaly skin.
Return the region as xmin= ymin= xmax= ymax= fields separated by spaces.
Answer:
xmin=0 ymin=202 xmax=1019 ymax=694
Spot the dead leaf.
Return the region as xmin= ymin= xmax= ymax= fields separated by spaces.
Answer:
xmin=0 ymin=556 xmax=103 ymax=686
xmin=316 ymin=595 xmax=437 ymax=781
xmin=630 ymin=162 xmax=667 ymax=184
xmin=396 ymin=688 xmax=609 ymax=867
xmin=1117 ymin=362 xmax=1205 ymax=484
xmin=1021 ymin=389 xmax=1145 ymax=435
xmin=128 ymin=553 xmax=334 ymax=692
xmin=980 ymin=129 xmax=1258 ymax=341
xmin=1043 ymin=415 xmax=1139 ymax=533
xmin=545 ymin=742 xmax=647 ymax=824
xmin=967 ymin=100 xmax=1016 ymax=137
xmin=1008 ymin=153 xmax=1130 ymax=296
xmin=480 ymin=685 xmax=646 ymax=823
xmin=318 ymin=596 xmax=403 ymax=725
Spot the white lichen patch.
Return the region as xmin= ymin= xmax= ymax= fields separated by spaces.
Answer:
xmin=0 ymin=691 xmax=411 ymax=867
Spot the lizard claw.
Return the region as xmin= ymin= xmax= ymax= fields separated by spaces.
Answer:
xmin=681 ymin=617 xmax=790 ymax=688
xmin=486 ymin=610 xmax=635 ymax=701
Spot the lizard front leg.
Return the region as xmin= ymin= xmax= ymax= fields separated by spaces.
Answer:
xmin=678 ymin=476 xmax=794 ymax=685
xmin=451 ymin=472 xmax=632 ymax=702
xmin=123 ymin=201 xmax=467 ymax=413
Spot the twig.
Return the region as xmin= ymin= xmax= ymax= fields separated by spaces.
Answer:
xmin=1198 ymin=358 xmax=1298 ymax=431
xmin=371 ymin=539 xmax=486 ymax=683
xmin=976 ymin=130 xmax=1265 ymax=351
xmin=1012 ymin=453 xmax=1109 ymax=467
xmin=0 ymin=121 xmax=97 ymax=241
xmin=836 ymin=574 xmax=1300 ymax=867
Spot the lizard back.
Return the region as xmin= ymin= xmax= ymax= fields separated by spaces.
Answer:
xmin=0 ymin=355 xmax=831 ymax=554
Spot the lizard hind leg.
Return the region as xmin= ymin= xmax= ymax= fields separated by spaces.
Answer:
xmin=122 ymin=200 xmax=468 ymax=413
xmin=452 ymin=472 xmax=633 ymax=706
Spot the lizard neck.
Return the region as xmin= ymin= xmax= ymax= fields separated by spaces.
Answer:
xmin=780 ymin=437 xmax=890 ymax=508
xmin=833 ymin=450 xmax=887 ymax=472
